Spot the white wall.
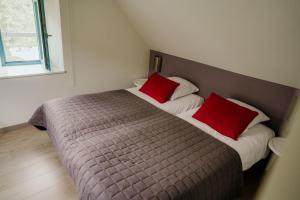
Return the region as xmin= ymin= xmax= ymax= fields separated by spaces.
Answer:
xmin=117 ymin=0 xmax=300 ymax=89
xmin=0 ymin=0 xmax=149 ymax=128
xmin=256 ymin=93 xmax=300 ymax=199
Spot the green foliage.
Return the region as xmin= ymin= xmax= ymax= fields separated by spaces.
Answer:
xmin=0 ymin=0 xmax=38 ymax=56
xmin=0 ymin=0 xmax=36 ymax=33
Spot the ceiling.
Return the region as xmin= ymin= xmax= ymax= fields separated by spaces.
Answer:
xmin=117 ymin=0 xmax=300 ymax=89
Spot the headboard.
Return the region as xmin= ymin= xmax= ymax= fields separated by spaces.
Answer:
xmin=149 ymin=50 xmax=298 ymax=135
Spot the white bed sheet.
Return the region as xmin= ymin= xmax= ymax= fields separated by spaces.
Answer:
xmin=126 ymin=87 xmax=203 ymax=115
xmin=177 ymin=107 xmax=275 ymax=171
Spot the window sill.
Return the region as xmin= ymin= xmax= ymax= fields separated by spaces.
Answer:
xmin=0 ymin=65 xmax=66 ymax=79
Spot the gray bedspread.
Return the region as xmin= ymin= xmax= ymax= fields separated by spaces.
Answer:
xmin=29 ymin=90 xmax=242 ymax=200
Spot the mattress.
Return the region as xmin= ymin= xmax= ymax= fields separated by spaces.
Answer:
xmin=177 ymin=107 xmax=275 ymax=170
xmin=29 ymin=90 xmax=242 ymax=200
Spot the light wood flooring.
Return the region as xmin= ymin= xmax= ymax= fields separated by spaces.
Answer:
xmin=0 ymin=126 xmax=78 ymax=200
xmin=0 ymin=125 xmax=266 ymax=200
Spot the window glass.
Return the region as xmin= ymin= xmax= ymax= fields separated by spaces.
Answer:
xmin=0 ymin=0 xmax=45 ymax=65
xmin=2 ymin=34 xmax=40 ymax=62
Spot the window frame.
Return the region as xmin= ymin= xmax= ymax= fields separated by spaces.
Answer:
xmin=0 ymin=0 xmax=50 ymax=69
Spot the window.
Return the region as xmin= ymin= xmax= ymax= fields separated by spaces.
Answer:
xmin=0 ymin=0 xmax=50 ymax=70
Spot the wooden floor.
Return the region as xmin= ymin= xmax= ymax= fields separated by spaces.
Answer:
xmin=0 ymin=126 xmax=78 ymax=200
xmin=0 ymin=126 xmax=266 ymax=200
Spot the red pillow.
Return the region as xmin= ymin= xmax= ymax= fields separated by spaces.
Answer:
xmin=139 ymin=73 xmax=179 ymax=103
xmin=192 ymin=93 xmax=258 ymax=140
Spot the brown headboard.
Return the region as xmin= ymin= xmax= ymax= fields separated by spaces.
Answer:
xmin=149 ymin=50 xmax=298 ymax=135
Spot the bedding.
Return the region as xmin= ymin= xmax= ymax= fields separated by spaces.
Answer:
xmin=127 ymin=87 xmax=203 ymax=115
xmin=30 ymin=90 xmax=242 ymax=200
xmin=178 ymin=107 xmax=275 ymax=170
xmin=192 ymin=93 xmax=259 ymax=140
xmin=139 ymin=73 xmax=179 ymax=103
xmin=227 ymin=98 xmax=270 ymax=130
xmin=168 ymin=77 xmax=199 ymax=100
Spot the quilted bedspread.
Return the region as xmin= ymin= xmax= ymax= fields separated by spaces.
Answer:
xmin=29 ymin=90 xmax=242 ymax=200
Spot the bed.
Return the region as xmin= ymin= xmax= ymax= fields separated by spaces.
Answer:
xmin=29 ymin=50 xmax=297 ymax=200
xmin=30 ymin=90 xmax=242 ymax=200
xmin=177 ymin=107 xmax=275 ymax=171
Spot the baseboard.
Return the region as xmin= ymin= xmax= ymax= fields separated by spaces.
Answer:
xmin=0 ymin=123 xmax=30 ymax=134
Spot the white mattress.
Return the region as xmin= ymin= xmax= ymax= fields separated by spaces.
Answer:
xmin=177 ymin=107 xmax=275 ymax=171
xmin=126 ymin=87 xmax=204 ymax=115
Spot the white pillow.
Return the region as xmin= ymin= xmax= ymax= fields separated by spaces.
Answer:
xmin=168 ymin=77 xmax=199 ymax=100
xmin=127 ymin=87 xmax=204 ymax=115
xmin=162 ymin=94 xmax=204 ymax=115
xmin=227 ymin=98 xmax=270 ymax=129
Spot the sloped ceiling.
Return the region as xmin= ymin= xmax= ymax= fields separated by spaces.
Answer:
xmin=117 ymin=0 xmax=300 ymax=89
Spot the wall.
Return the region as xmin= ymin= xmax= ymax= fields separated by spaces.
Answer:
xmin=256 ymin=93 xmax=300 ymax=199
xmin=0 ymin=0 xmax=149 ymax=128
xmin=117 ymin=0 xmax=300 ymax=89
